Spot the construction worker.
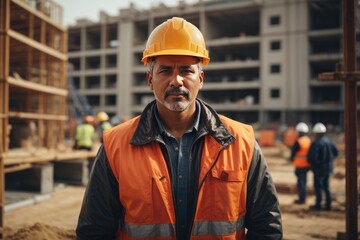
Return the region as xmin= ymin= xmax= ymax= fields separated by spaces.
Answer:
xmin=76 ymin=17 xmax=282 ymax=239
xmin=289 ymin=122 xmax=311 ymax=204
xmin=307 ymin=122 xmax=338 ymax=211
xmin=75 ymin=115 xmax=95 ymax=151
xmin=96 ymin=111 xmax=112 ymax=142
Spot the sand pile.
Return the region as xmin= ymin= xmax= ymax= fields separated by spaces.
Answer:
xmin=4 ymin=223 xmax=76 ymax=240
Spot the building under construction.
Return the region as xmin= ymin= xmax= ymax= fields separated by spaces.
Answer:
xmin=0 ymin=0 xmax=95 ymax=234
xmin=67 ymin=0 xmax=360 ymax=128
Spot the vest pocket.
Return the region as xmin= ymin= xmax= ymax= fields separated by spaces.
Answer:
xmin=209 ymin=169 xmax=246 ymax=219
xmin=211 ymin=169 xmax=245 ymax=182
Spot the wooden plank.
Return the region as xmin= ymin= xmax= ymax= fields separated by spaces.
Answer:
xmin=4 ymin=154 xmax=56 ymax=165
xmin=2 ymin=148 xmax=57 ymax=165
xmin=55 ymin=151 xmax=90 ymax=161
xmin=8 ymin=76 xmax=68 ymax=96
xmin=342 ymin=0 xmax=358 ymax=238
xmin=2 ymin=147 xmax=99 ymax=164
xmin=10 ymin=0 xmax=66 ymax=30
xmin=319 ymin=71 xmax=360 ymax=82
xmin=8 ymin=30 xmax=67 ymax=61
xmin=0 ymin=0 xmax=10 ymax=233
xmin=8 ymin=111 xmax=68 ymax=121
xmin=4 ymin=163 xmax=31 ymax=173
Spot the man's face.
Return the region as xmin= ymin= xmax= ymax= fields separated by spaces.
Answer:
xmin=147 ymin=55 xmax=204 ymax=112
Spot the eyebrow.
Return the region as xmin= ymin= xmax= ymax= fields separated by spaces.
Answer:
xmin=158 ymin=65 xmax=172 ymax=70
xmin=158 ymin=64 xmax=193 ymax=70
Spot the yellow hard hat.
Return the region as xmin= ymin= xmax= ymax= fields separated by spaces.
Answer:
xmin=142 ymin=17 xmax=210 ymax=66
xmin=97 ymin=111 xmax=109 ymax=121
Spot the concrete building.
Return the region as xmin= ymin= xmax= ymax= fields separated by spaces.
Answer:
xmin=67 ymin=0 xmax=359 ymax=129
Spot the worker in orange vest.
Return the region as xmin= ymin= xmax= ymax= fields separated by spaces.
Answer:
xmin=289 ymin=122 xmax=311 ymax=204
xmin=76 ymin=17 xmax=282 ymax=240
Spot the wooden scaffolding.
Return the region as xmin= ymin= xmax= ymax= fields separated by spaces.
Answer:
xmin=0 ymin=0 xmax=67 ymax=236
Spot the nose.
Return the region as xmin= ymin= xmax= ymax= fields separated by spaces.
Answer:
xmin=169 ymin=74 xmax=184 ymax=87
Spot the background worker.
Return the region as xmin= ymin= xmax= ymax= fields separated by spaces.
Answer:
xmin=289 ymin=122 xmax=311 ymax=204
xmin=76 ymin=17 xmax=282 ymax=240
xmin=75 ymin=115 xmax=95 ymax=151
xmin=307 ymin=122 xmax=339 ymax=211
xmin=96 ymin=111 xmax=112 ymax=143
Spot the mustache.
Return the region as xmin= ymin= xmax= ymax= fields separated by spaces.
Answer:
xmin=164 ymin=87 xmax=189 ymax=99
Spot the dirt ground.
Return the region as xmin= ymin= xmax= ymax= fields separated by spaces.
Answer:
xmin=3 ymin=144 xmax=356 ymax=240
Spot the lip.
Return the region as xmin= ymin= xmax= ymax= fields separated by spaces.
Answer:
xmin=165 ymin=92 xmax=187 ymax=98
xmin=168 ymin=93 xmax=185 ymax=96
xmin=167 ymin=94 xmax=185 ymax=99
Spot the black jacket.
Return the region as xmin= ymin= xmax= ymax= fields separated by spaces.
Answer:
xmin=307 ymin=135 xmax=338 ymax=176
xmin=76 ymin=99 xmax=282 ymax=240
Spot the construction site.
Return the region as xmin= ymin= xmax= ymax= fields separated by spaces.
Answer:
xmin=0 ymin=0 xmax=359 ymax=239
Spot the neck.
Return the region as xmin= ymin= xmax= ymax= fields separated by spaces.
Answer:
xmin=157 ymin=103 xmax=196 ymax=141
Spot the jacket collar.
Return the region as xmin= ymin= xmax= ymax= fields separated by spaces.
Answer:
xmin=130 ymin=98 xmax=235 ymax=147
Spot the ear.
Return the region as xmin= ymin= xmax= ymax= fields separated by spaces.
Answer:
xmin=146 ymin=72 xmax=153 ymax=90
xmin=199 ymin=71 xmax=204 ymax=89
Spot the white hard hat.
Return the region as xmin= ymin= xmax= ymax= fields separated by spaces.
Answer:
xmin=295 ymin=122 xmax=309 ymax=133
xmin=313 ymin=122 xmax=326 ymax=133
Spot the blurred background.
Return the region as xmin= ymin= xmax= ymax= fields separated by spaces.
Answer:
xmin=0 ymin=0 xmax=359 ymax=239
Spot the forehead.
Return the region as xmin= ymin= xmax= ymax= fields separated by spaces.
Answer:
xmin=154 ymin=55 xmax=199 ymax=67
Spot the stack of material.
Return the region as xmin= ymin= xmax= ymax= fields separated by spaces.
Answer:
xmin=258 ymin=130 xmax=276 ymax=147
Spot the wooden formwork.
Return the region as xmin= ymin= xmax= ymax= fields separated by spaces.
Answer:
xmin=0 ymin=0 xmax=67 ymax=236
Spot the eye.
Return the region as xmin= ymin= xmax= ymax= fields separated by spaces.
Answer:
xmin=159 ymin=69 xmax=171 ymax=74
xmin=181 ymin=68 xmax=194 ymax=74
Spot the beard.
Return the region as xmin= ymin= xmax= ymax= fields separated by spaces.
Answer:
xmin=157 ymin=86 xmax=191 ymax=112
xmin=163 ymin=101 xmax=190 ymax=112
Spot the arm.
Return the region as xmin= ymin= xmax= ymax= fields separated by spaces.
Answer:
xmin=76 ymin=145 xmax=123 ymax=240
xmin=289 ymin=140 xmax=300 ymax=162
xmin=245 ymin=141 xmax=283 ymax=240
xmin=331 ymin=142 xmax=339 ymax=158
xmin=307 ymin=143 xmax=317 ymax=165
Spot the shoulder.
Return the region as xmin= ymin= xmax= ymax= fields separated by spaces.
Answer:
xmin=219 ymin=115 xmax=254 ymax=139
xmin=104 ymin=116 xmax=140 ymax=144
xmin=218 ymin=115 xmax=255 ymax=158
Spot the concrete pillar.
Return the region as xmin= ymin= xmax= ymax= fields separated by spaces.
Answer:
xmin=54 ymin=159 xmax=89 ymax=186
xmin=5 ymin=163 xmax=54 ymax=194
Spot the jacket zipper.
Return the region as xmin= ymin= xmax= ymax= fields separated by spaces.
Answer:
xmin=156 ymin=138 xmax=177 ymax=233
xmin=188 ymin=144 xmax=226 ymax=238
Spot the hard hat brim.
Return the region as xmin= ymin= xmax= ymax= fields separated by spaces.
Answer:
xmin=142 ymin=50 xmax=210 ymax=66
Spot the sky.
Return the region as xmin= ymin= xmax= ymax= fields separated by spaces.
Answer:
xmin=60 ymin=0 xmax=198 ymax=26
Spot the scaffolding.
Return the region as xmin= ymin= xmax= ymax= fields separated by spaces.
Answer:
xmin=0 ymin=0 xmax=67 ymax=236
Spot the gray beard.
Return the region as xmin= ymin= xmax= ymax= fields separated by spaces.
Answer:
xmin=163 ymin=100 xmax=190 ymax=112
xmin=154 ymin=94 xmax=190 ymax=112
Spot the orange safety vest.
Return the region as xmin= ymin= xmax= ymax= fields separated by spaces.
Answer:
xmin=103 ymin=115 xmax=255 ymax=239
xmin=293 ymin=136 xmax=311 ymax=168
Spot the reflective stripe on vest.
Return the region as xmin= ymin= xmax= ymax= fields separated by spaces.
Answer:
xmin=123 ymin=216 xmax=245 ymax=238
xmin=192 ymin=216 xmax=245 ymax=235
xmin=124 ymin=222 xmax=174 ymax=238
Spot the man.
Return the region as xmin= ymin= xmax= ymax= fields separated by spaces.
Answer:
xmin=76 ymin=17 xmax=282 ymax=239
xmin=307 ymin=122 xmax=338 ymax=211
xmin=75 ymin=115 xmax=95 ymax=151
xmin=96 ymin=111 xmax=112 ymax=143
xmin=289 ymin=122 xmax=311 ymax=204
